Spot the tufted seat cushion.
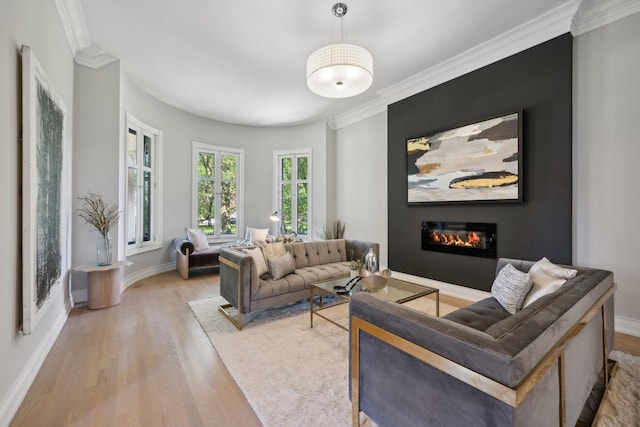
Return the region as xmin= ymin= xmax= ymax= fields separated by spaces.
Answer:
xmin=443 ymin=298 xmax=511 ymax=332
xmin=254 ymin=262 xmax=350 ymax=300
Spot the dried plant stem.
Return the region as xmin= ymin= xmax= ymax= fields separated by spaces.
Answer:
xmin=77 ymin=192 xmax=120 ymax=234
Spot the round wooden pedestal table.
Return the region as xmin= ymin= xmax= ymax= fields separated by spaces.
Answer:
xmin=73 ymin=261 xmax=133 ymax=309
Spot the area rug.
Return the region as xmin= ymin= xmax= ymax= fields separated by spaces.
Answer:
xmin=189 ymin=296 xmax=640 ymax=427
xmin=595 ymin=350 xmax=640 ymax=426
xmin=188 ymin=294 xmax=453 ymax=427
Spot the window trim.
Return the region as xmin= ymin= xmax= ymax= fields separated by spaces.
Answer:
xmin=124 ymin=113 xmax=163 ymax=256
xmin=192 ymin=141 xmax=244 ymax=242
xmin=273 ymin=148 xmax=312 ymax=238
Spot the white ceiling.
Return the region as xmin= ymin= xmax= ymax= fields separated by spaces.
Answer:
xmin=57 ymin=0 xmax=634 ymax=127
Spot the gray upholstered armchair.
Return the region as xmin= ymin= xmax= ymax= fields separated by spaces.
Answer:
xmin=349 ymin=258 xmax=615 ymax=426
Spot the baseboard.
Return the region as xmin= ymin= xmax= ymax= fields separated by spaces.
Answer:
xmin=0 ymin=297 xmax=72 ymax=427
xmin=615 ymin=315 xmax=640 ymax=337
xmin=122 ymin=262 xmax=175 ymax=290
xmin=72 ymin=288 xmax=88 ymax=304
xmin=71 ymin=263 xmax=175 ymax=304
xmin=391 ymin=271 xmax=490 ymax=302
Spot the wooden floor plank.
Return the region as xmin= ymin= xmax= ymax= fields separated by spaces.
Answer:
xmin=10 ymin=270 xmax=261 ymax=427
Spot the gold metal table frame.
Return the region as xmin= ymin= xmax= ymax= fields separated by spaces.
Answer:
xmin=310 ymin=276 xmax=440 ymax=331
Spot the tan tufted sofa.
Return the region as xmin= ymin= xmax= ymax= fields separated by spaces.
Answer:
xmin=218 ymin=239 xmax=379 ymax=329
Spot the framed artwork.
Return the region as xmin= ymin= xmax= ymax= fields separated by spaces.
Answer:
xmin=21 ymin=45 xmax=71 ymax=334
xmin=407 ymin=111 xmax=523 ymax=204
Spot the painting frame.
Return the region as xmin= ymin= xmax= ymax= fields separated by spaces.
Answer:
xmin=406 ymin=110 xmax=523 ymax=205
xmin=21 ymin=45 xmax=71 ymax=335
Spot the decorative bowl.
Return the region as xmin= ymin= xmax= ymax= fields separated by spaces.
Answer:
xmin=358 ymin=268 xmax=391 ymax=291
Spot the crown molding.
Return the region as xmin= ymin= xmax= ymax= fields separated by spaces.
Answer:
xmin=332 ymin=0 xmax=581 ymax=130
xmin=54 ymin=0 xmax=89 ymax=54
xmin=325 ymin=116 xmax=337 ymax=131
xmin=571 ymin=0 xmax=640 ymax=35
xmin=329 ymin=97 xmax=387 ymax=130
xmin=75 ymin=47 xmax=119 ymax=68
xmin=54 ymin=0 xmax=118 ymax=68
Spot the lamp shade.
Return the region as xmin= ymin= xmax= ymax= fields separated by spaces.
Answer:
xmin=306 ymin=43 xmax=373 ymax=98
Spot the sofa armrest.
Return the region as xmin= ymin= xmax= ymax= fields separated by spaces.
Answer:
xmin=171 ymin=237 xmax=194 ymax=256
xmin=346 ymin=239 xmax=380 ymax=263
xmin=220 ymin=247 xmax=253 ymax=314
xmin=172 ymin=238 xmax=193 ymax=279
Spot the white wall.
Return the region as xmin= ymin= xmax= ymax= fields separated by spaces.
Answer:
xmin=117 ymin=72 xmax=330 ymax=279
xmin=0 ymin=0 xmax=75 ymax=424
xmin=334 ymin=112 xmax=389 ymax=268
xmin=574 ymin=12 xmax=640 ymax=335
xmin=71 ymin=62 xmax=121 ymax=299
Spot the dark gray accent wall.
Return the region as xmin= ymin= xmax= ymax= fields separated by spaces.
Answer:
xmin=388 ymin=34 xmax=573 ymax=292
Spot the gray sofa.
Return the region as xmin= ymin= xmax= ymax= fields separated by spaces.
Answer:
xmin=349 ymin=258 xmax=615 ymax=427
xmin=219 ymin=238 xmax=378 ymax=330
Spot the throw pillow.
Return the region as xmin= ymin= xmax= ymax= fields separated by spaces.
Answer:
xmin=186 ymin=228 xmax=209 ymax=252
xmin=243 ymin=247 xmax=268 ymax=277
xmin=262 ymin=241 xmax=286 ymax=260
xmin=247 ymin=227 xmax=269 ymax=243
xmin=523 ymin=257 xmax=578 ymax=307
xmin=491 ymin=263 xmax=533 ymax=314
xmin=267 ymin=252 xmax=296 ymax=280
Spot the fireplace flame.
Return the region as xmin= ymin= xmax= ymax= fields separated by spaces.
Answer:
xmin=431 ymin=230 xmax=481 ymax=248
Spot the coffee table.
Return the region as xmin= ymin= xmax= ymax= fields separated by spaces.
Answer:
xmin=310 ymin=276 xmax=440 ymax=331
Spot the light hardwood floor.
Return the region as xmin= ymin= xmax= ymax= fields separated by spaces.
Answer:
xmin=11 ymin=270 xmax=261 ymax=427
xmin=10 ymin=271 xmax=640 ymax=426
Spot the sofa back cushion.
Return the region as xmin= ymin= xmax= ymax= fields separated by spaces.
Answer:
xmin=288 ymin=239 xmax=347 ymax=269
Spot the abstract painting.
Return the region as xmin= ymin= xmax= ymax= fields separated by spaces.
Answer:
xmin=407 ymin=111 xmax=522 ymax=204
xmin=22 ymin=45 xmax=70 ymax=334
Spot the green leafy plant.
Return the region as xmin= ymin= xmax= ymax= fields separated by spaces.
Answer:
xmin=349 ymin=259 xmax=365 ymax=271
xmin=77 ymin=192 xmax=120 ymax=234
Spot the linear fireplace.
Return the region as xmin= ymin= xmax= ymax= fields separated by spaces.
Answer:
xmin=421 ymin=221 xmax=497 ymax=258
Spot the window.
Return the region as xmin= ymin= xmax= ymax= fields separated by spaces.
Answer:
xmin=125 ymin=114 xmax=163 ymax=255
xmin=274 ymin=149 xmax=311 ymax=238
xmin=192 ymin=142 xmax=243 ymax=240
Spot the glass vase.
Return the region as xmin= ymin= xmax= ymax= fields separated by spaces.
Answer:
xmin=364 ymin=248 xmax=378 ymax=273
xmin=97 ymin=231 xmax=112 ymax=266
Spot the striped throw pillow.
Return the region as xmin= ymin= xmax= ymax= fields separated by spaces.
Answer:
xmin=491 ymin=263 xmax=533 ymax=314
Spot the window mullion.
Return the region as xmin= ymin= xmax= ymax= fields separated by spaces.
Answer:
xmin=291 ymin=156 xmax=298 ymax=233
xmin=214 ymin=151 xmax=221 ymax=239
xmin=135 ymin=130 xmax=143 ymax=247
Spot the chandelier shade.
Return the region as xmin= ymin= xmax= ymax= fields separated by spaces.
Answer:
xmin=306 ymin=43 xmax=373 ymax=98
xmin=306 ymin=3 xmax=373 ymax=98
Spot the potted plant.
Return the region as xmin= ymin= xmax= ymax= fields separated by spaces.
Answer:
xmin=77 ymin=192 xmax=120 ymax=266
xmin=349 ymin=259 xmax=365 ymax=278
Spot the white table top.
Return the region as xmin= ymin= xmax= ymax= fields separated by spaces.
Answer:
xmin=73 ymin=260 xmax=133 ymax=273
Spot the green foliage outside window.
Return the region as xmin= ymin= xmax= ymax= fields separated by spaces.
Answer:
xmin=197 ymin=152 xmax=237 ymax=236
xmin=279 ymin=154 xmax=309 ymax=235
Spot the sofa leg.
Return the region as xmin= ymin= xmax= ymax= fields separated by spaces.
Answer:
xmin=218 ymin=303 xmax=243 ymax=330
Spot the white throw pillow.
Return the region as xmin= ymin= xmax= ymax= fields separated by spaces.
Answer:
xmin=262 ymin=242 xmax=286 ymax=259
xmin=186 ymin=228 xmax=209 ymax=252
xmin=247 ymin=227 xmax=269 ymax=243
xmin=491 ymin=263 xmax=533 ymax=314
xmin=523 ymin=257 xmax=577 ymax=307
xmin=243 ymin=247 xmax=268 ymax=277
